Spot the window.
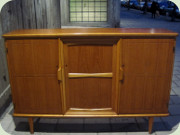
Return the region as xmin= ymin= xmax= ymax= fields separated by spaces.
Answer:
xmin=69 ymin=0 xmax=107 ymax=22
xmin=60 ymin=0 xmax=118 ymax=27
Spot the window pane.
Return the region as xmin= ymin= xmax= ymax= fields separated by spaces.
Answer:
xmin=101 ymin=12 xmax=107 ymax=18
xmin=77 ymin=13 xmax=82 ymax=18
xmin=89 ymin=12 xmax=94 ymax=17
xmin=101 ymin=2 xmax=107 ymax=6
xmin=76 ymin=2 xmax=82 ymax=6
xmin=101 ymin=6 xmax=107 ymax=11
xmin=83 ymin=18 xmax=89 ymax=21
xmin=76 ymin=7 xmax=82 ymax=11
xmin=70 ymin=13 xmax=77 ymax=18
xmin=101 ymin=18 xmax=107 ymax=21
xmin=77 ymin=18 xmax=82 ymax=21
xmin=95 ymin=2 xmax=100 ymax=6
xmin=95 ymin=12 xmax=101 ymax=18
xmin=95 ymin=7 xmax=101 ymax=11
xmin=70 ymin=18 xmax=77 ymax=22
xmin=89 ymin=2 xmax=94 ymax=7
xmin=69 ymin=0 xmax=107 ymax=22
xmin=95 ymin=18 xmax=101 ymax=21
xmin=83 ymin=12 xmax=89 ymax=17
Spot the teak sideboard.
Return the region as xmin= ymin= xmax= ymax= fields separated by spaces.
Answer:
xmin=3 ymin=28 xmax=178 ymax=134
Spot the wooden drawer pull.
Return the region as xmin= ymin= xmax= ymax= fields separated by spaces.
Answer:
xmin=68 ymin=73 xmax=113 ymax=78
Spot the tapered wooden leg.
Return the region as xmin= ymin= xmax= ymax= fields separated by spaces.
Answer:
xmin=148 ymin=117 xmax=154 ymax=134
xmin=28 ymin=118 xmax=34 ymax=134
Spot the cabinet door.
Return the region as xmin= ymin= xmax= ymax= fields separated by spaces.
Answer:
xmin=62 ymin=38 xmax=118 ymax=115
xmin=119 ymin=39 xmax=175 ymax=114
xmin=7 ymin=39 xmax=62 ymax=114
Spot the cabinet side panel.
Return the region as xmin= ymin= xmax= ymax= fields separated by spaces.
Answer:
xmin=154 ymin=39 xmax=175 ymax=113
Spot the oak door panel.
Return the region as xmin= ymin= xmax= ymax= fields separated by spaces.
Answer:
xmin=119 ymin=39 xmax=174 ymax=114
xmin=68 ymin=78 xmax=112 ymax=108
xmin=68 ymin=45 xmax=112 ymax=73
xmin=64 ymin=44 xmax=115 ymax=112
xmin=7 ymin=41 xmax=36 ymax=75
xmin=13 ymin=77 xmax=62 ymax=114
xmin=7 ymin=39 xmax=62 ymax=114
xmin=7 ymin=39 xmax=59 ymax=76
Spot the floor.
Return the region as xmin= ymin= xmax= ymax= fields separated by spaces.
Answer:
xmin=0 ymin=7 xmax=180 ymax=135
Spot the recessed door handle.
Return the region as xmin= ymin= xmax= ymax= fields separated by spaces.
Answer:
xmin=119 ymin=67 xmax=124 ymax=81
xmin=57 ymin=67 xmax=62 ymax=81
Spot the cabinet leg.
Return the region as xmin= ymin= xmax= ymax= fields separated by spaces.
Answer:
xmin=28 ymin=117 xmax=34 ymax=134
xmin=148 ymin=117 xmax=154 ymax=134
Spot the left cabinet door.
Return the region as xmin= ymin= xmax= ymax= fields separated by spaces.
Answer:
xmin=6 ymin=39 xmax=63 ymax=114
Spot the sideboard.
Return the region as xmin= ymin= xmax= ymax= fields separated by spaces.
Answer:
xmin=3 ymin=28 xmax=178 ymax=134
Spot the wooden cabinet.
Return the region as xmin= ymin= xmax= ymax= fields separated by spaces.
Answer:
xmin=3 ymin=28 xmax=178 ymax=134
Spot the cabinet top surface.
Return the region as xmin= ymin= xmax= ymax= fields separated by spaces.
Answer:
xmin=3 ymin=28 xmax=178 ymax=38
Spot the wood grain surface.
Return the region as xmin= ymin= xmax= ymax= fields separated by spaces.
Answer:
xmin=3 ymin=28 xmax=178 ymax=38
xmin=64 ymin=43 xmax=115 ymax=112
xmin=119 ymin=39 xmax=174 ymax=114
xmin=4 ymin=28 xmax=177 ymax=134
xmin=6 ymin=39 xmax=62 ymax=114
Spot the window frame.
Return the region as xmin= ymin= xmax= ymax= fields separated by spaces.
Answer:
xmin=69 ymin=0 xmax=108 ymax=22
xmin=60 ymin=0 xmax=114 ymax=27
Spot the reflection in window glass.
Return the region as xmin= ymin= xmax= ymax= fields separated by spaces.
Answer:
xmin=69 ymin=0 xmax=107 ymax=22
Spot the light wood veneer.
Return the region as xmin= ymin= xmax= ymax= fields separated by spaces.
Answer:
xmin=3 ymin=28 xmax=178 ymax=134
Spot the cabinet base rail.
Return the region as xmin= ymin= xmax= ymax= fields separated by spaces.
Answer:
xmin=14 ymin=113 xmax=168 ymax=134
